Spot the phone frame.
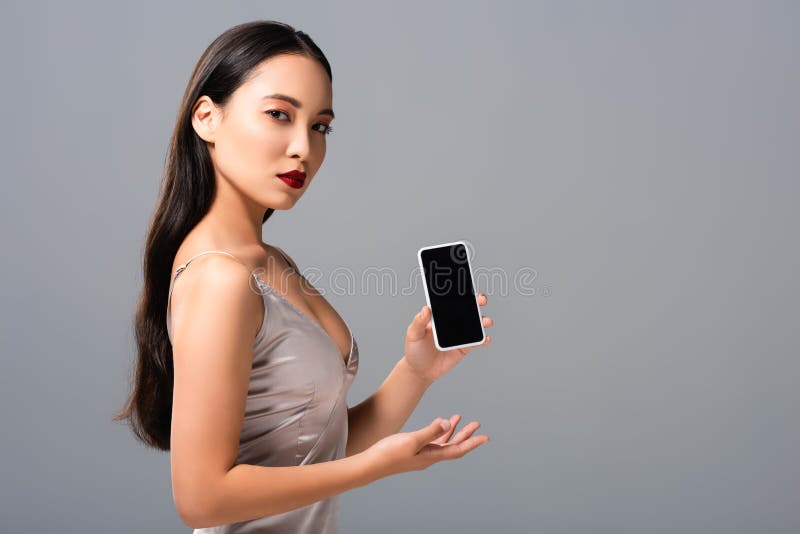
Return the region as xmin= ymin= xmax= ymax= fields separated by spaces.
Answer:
xmin=417 ymin=239 xmax=486 ymax=351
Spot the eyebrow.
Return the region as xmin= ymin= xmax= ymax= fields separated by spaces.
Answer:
xmin=262 ymin=93 xmax=335 ymax=119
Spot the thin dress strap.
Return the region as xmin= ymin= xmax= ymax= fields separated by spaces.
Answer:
xmin=168 ymin=250 xmax=249 ymax=302
xmin=166 ymin=250 xmax=252 ymax=342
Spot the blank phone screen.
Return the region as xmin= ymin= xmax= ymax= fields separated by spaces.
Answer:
xmin=419 ymin=243 xmax=484 ymax=349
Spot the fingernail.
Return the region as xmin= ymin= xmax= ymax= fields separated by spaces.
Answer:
xmin=440 ymin=420 xmax=451 ymax=431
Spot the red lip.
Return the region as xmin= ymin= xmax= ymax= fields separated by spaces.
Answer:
xmin=277 ymin=170 xmax=306 ymax=181
xmin=276 ymin=170 xmax=306 ymax=189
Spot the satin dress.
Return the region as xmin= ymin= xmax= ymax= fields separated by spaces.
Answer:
xmin=166 ymin=250 xmax=359 ymax=533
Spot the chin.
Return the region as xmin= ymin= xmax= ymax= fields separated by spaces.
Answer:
xmin=264 ymin=194 xmax=300 ymax=211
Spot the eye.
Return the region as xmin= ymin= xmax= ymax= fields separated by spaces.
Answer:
xmin=266 ymin=109 xmax=290 ymax=121
xmin=266 ymin=109 xmax=333 ymax=135
xmin=313 ymin=123 xmax=334 ymax=136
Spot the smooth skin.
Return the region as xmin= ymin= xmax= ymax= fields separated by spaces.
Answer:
xmin=168 ymin=53 xmax=495 ymax=529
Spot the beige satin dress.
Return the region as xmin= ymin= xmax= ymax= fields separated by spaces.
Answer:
xmin=166 ymin=250 xmax=359 ymax=533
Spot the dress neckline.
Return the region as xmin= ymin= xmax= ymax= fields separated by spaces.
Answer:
xmin=253 ymin=274 xmax=355 ymax=367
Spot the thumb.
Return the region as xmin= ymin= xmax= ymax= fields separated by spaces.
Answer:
xmin=407 ymin=305 xmax=430 ymax=341
xmin=413 ymin=418 xmax=451 ymax=451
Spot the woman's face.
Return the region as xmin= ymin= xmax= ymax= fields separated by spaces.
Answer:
xmin=193 ymin=53 xmax=334 ymax=212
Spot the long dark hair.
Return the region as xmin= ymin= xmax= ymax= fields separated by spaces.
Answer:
xmin=114 ymin=21 xmax=333 ymax=450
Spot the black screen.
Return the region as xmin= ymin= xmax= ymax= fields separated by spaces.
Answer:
xmin=419 ymin=243 xmax=484 ymax=349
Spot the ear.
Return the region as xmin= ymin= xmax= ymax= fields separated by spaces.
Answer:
xmin=191 ymin=96 xmax=221 ymax=143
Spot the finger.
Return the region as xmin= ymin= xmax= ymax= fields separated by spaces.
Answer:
xmin=443 ymin=435 xmax=491 ymax=458
xmin=407 ymin=305 xmax=431 ymax=341
xmin=414 ymin=418 xmax=451 ymax=450
xmin=447 ymin=421 xmax=481 ymax=445
xmin=431 ymin=414 xmax=461 ymax=445
xmin=477 ymin=293 xmax=488 ymax=306
xmin=421 ymin=434 xmax=490 ymax=461
xmin=482 ymin=316 xmax=493 ymax=328
xmin=433 ymin=419 xmax=478 ymax=446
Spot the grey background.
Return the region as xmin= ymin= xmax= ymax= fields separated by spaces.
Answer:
xmin=1 ymin=0 xmax=798 ymax=532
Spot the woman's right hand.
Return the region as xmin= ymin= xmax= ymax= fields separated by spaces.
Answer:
xmin=361 ymin=414 xmax=490 ymax=480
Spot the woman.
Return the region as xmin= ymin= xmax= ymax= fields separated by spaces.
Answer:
xmin=115 ymin=20 xmax=494 ymax=532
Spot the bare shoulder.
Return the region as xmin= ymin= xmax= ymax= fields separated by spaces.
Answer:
xmin=169 ymin=254 xmax=263 ymax=346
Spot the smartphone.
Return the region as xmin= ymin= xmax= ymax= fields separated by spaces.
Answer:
xmin=417 ymin=240 xmax=486 ymax=351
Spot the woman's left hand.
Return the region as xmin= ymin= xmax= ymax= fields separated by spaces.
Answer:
xmin=402 ymin=292 xmax=493 ymax=384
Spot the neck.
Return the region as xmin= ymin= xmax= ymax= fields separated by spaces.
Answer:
xmin=197 ymin=175 xmax=268 ymax=249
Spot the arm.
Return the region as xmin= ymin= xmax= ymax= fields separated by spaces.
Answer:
xmin=169 ymin=257 xmax=375 ymax=528
xmin=186 ymin=456 xmax=372 ymax=528
xmin=346 ymin=357 xmax=433 ymax=456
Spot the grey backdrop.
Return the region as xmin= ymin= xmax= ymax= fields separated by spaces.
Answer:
xmin=1 ymin=1 xmax=798 ymax=532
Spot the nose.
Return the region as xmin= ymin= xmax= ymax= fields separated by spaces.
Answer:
xmin=286 ymin=123 xmax=311 ymax=162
